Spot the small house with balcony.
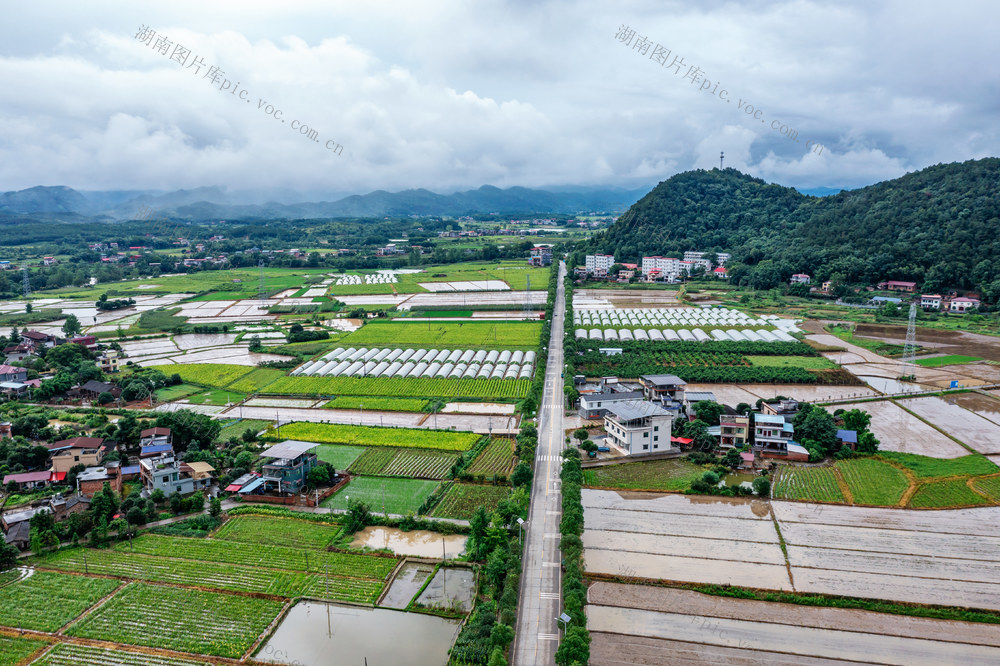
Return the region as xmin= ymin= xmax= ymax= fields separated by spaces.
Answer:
xmin=139 ymin=453 xmax=195 ymax=496
xmin=257 ymin=440 xmax=319 ymax=494
xmin=603 ymin=401 xmax=675 ymax=456
xmin=718 ymin=415 xmax=750 ymax=450
xmin=639 ymin=374 xmax=687 ymax=405
xmin=753 ymin=413 xmax=796 ymax=458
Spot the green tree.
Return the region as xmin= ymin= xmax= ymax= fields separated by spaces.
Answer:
xmin=857 ymin=431 xmax=880 ymax=454
xmin=0 ymin=541 xmax=19 ymax=569
xmin=62 ymin=314 xmax=82 ymax=337
xmin=345 ymin=499 xmax=371 ymax=533
xmin=554 ymin=626 xmax=590 ymax=666
xmin=510 ymin=462 xmax=533 ymax=488
xmin=693 ymin=400 xmax=726 ymax=426
xmin=188 ymin=491 xmax=205 ymax=512
xmin=840 ymin=409 xmax=872 ymax=434
xmin=169 ymin=492 xmax=185 ymax=515
xmin=487 ymin=646 xmax=508 ymax=666
xmin=752 ymin=476 xmax=771 ymax=496
xmin=723 ymin=448 xmax=743 ymax=469
xmin=209 ymin=495 xmax=222 ymax=518
xmin=572 ymin=428 xmax=588 ymax=443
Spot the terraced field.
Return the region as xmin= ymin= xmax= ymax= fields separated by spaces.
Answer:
xmin=66 ymin=583 xmax=284 ymax=659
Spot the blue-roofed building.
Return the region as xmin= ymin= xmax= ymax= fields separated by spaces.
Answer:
xmin=140 ymin=443 xmax=174 ymax=458
xmin=837 ymin=429 xmax=858 ymax=451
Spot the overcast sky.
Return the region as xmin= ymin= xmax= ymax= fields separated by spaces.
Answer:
xmin=1 ymin=0 xmax=997 ymax=198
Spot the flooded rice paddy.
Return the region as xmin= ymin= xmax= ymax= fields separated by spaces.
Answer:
xmin=349 ymin=527 xmax=467 ymax=559
xmin=258 ymin=602 xmax=460 ymax=665
xmin=898 ymin=396 xmax=1000 ymax=454
xmin=583 ymin=489 xmax=1000 ymax=611
xmin=822 ymin=400 xmax=968 ymax=458
xmin=414 ymin=567 xmax=476 ymax=613
xmin=380 ymin=562 xmax=436 ymax=609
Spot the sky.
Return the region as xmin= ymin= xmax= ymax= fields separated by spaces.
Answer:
xmin=0 ymin=0 xmax=997 ymax=199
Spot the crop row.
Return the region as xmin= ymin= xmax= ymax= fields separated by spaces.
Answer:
xmin=212 ymin=514 xmax=340 ymax=550
xmin=302 ymin=576 xmax=385 ymax=604
xmin=350 ymin=448 xmax=458 ymax=479
xmin=837 ymin=458 xmax=909 ymax=505
xmin=34 ymin=643 xmax=214 ymax=666
xmin=119 ymin=534 xmax=397 ymax=579
xmin=430 ymin=484 xmax=511 ymax=520
xmin=324 ymin=396 xmax=431 ymax=412
xmin=277 ymin=421 xmax=480 ymax=452
xmin=0 ymin=636 xmax=48 ymax=665
xmin=150 ymin=363 xmax=255 ymax=388
xmin=263 ymin=375 xmax=531 ymax=398
xmin=0 ymin=571 xmax=119 ymax=633
xmin=909 ymin=479 xmax=992 ymax=508
xmin=226 ymin=367 xmax=288 ymax=393
xmin=772 ymin=466 xmax=845 ymax=503
xmin=466 ymin=438 xmax=516 ymax=477
xmin=66 ymin=583 xmax=284 ymax=659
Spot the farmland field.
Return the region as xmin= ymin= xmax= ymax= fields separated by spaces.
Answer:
xmin=772 ymin=466 xmax=846 ymax=503
xmin=340 ymin=321 xmax=542 ymax=349
xmin=349 ymin=447 xmax=397 ymax=475
xmin=837 ymin=458 xmax=909 ymax=505
xmin=908 ymin=479 xmax=992 ymax=508
xmin=66 ymin=583 xmax=285 ymax=659
xmin=184 ymin=388 xmax=245 ymax=406
xmin=150 ymin=363 xmax=255 ymax=388
xmin=878 ymin=452 xmax=998 ymax=478
xmin=315 ymin=443 xmax=366 ymax=469
xmin=914 ymin=354 xmax=983 ymax=367
xmin=154 ymin=382 xmax=200 ymax=401
xmin=323 ymin=396 xmax=430 ymax=412
xmin=263 ymin=374 xmax=530 ymax=399
xmin=746 ymin=355 xmax=837 ymax=369
xmin=212 ymin=515 xmax=341 ymax=550
xmin=466 ymin=438 xmax=516 ymax=477
xmin=34 ymin=643 xmax=215 ymax=666
xmin=226 ymin=367 xmax=287 ymax=393
xmin=0 ymin=635 xmax=47 ymax=664
xmin=971 ymin=475 xmax=1000 ymax=502
xmin=218 ymin=419 xmax=272 ymax=442
xmin=582 ymin=458 xmax=704 ymax=492
xmin=430 ymin=483 xmax=511 ymax=520
xmin=0 ymin=571 xmax=120 ymax=632
xmin=354 ymin=448 xmax=458 ymax=479
xmin=322 ymin=476 xmax=440 ymax=514
xmin=277 ymin=421 xmax=480 ymax=451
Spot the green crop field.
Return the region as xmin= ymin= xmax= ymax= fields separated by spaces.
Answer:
xmin=908 ymin=479 xmax=992 ymax=508
xmin=914 ymin=354 xmax=983 ymax=367
xmin=0 ymin=636 xmax=47 ymax=664
xmin=150 ymin=363 xmax=255 ymax=388
xmin=466 ymin=438 xmax=516 ymax=477
xmin=350 ymin=447 xmax=458 ymax=479
xmin=582 ymin=458 xmax=705 ymax=492
xmin=263 ymin=375 xmax=531 ymax=399
xmin=277 ymin=422 xmax=480 ymax=451
xmin=218 ymin=419 xmax=272 ymax=442
xmin=184 ymin=388 xmax=245 ymax=406
xmin=328 ymin=262 xmax=549 ymax=296
xmin=878 ymin=452 xmax=999 ymax=478
xmin=430 ymin=483 xmax=511 ymax=520
xmin=212 ymin=514 xmax=340 ymax=550
xmin=323 ymin=396 xmax=430 ymax=412
xmin=971 ymin=476 xmax=1000 ymax=502
xmin=154 ymin=382 xmax=201 ymax=402
xmin=316 ymin=444 xmax=367 ymax=469
xmin=0 ymin=571 xmax=120 ymax=632
xmin=746 ymin=355 xmax=836 ymax=369
xmin=66 ymin=583 xmax=284 ymax=659
xmin=322 ymin=477 xmax=440 ymax=514
xmin=34 ymin=643 xmax=214 ymax=666
xmin=340 ymin=321 xmax=542 ymax=349
xmin=772 ymin=466 xmax=846 ymax=503
xmin=837 ymin=458 xmax=909 ymax=505
xmin=226 ymin=367 xmax=287 ymax=393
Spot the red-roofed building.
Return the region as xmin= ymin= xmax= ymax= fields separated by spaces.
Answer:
xmin=2 ymin=470 xmax=54 ymax=490
xmin=790 ymin=273 xmax=811 ymax=284
xmin=713 ymin=267 xmax=728 ymax=279
xmin=879 ymin=280 xmax=917 ymax=293
xmin=950 ymin=296 xmax=981 ymax=313
xmin=920 ymin=294 xmax=942 ymax=310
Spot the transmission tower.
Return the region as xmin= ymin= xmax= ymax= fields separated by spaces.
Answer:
xmin=523 ymin=275 xmax=531 ymax=319
xmin=901 ymin=302 xmax=918 ymax=386
xmin=21 ymin=267 xmax=31 ymax=299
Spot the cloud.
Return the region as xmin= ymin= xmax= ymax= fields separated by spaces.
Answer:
xmin=0 ymin=0 xmax=996 ymax=195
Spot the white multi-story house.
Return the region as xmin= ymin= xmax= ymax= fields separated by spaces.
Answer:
xmin=585 ymin=254 xmax=615 ymax=277
xmin=603 ymin=401 xmax=675 ymax=456
xmin=790 ymin=273 xmax=811 ymax=284
xmin=949 ymin=297 xmax=981 ymax=313
xmin=920 ymin=294 xmax=942 ymax=310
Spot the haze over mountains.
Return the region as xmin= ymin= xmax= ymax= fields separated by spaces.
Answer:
xmin=0 ymin=184 xmax=652 ymax=221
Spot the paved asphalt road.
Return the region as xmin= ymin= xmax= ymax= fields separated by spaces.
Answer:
xmin=513 ymin=261 xmax=567 ymax=666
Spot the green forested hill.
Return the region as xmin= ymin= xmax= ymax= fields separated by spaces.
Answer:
xmin=588 ymin=158 xmax=1000 ymax=301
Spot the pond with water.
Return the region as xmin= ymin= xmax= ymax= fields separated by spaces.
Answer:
xmin=350 ymin=526 xmax=467 ymax=559
xmin=258 ymin=602 xmax=461 ymax=666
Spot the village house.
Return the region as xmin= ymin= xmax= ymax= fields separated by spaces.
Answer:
xmin=48 ymin=436 xmax=107 ymax=474
xmin=0 ymin=422 xmax=11 ymax=439
xmin=78 ymin=380 xmax=121 ymax=402
xmin=837 ymin=429 xmax=858 ymax=452
xmin=20 ymin=330 xmax=59 ymax=349
xmin=255 ymin=440 xmax=319 ymax=494
xmin=950 ymin=296 xmax=981 ymax=313
xmin=97 ymin=350 xmax=120 ymax=373
xmin=0 ymin=364 xmax=28 ymax=383
xmin=2 ymin=470 xmax=55 ymax=491
xmin=759 ymin=399 xmax=800 ymax=418
xmin=920 ymin=294 xmax=943 ymax=310
xmin=718 ymin=415 xmax=751 ymax=450
xmin=585 ymin=254 xmax=615 ymax=277
xmin=139 ymin=453 xmax=197 ymax=495
xmin=140 ymin=427 xmax=172 ymax=449
xmin=713 ymin=267 xmax=728 ymax=279
xmin=879 ymin=280 xmax=918 ymax=293
xmin=77 ymin=465 xmax=121 ymax=496
xmin=2 ymin=506 xmax=51 ymax=549
xmin=4 ymin=344 xmax=33 ymax=363
xmin=639 ymin=374 xmax=687 ymax=405
xmin=753 ymin=413 xmax=808 ymax=461
xmin=790 ymin=273 xmax=811 ymax=285
xmin=683 ymin=391 xmax=717 ymax=413
xmin=69 ymin=335 xmax=98 ymax=350
xmin=49 ymin=494 xmax=91 ymax=521
xmin=603 ymin=401 xmax=675 ymax=456
xmin=577 ymin=391 xmax=645 ymax=420
xmin=529 ymin=246 xmax=552 ymax=266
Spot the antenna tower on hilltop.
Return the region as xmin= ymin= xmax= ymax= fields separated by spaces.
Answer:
xmin=720 ymin=151 xmax=725 ymax=170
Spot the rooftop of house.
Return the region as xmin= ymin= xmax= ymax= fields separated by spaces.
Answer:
xmin=837 ymin=429 xmax=858 ymax=443
xmin=640 ymin=374 xmax=687 ymax=387
xmin=47 ymin=436 xmax=104 ymax=451
xmin=141 ymin=427 xmax=172 ymax=438
xmin=606 ymin=400 xmax=673 ymax=422
xmin=755 ymin=413 xmax=791 ymax=427
xmin=2 ymin=470 xmax=52 ymax=484
xmin=260 ymin=440 xmax=318 ymax=460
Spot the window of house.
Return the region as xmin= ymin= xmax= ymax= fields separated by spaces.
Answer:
xmin=176 ymin=486 xmax=181 ymax=493
xmin=643 ymin=444 xmax=649 ymax=450
xmin=653 ymin=426 xmax=658 ymax=432
xmin=653 ymin=436 xmax=658 ymax=442
xmin=643 ymin=432 xmax=648 ymax=437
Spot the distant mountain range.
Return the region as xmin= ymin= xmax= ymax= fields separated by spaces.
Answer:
xmin=0 ymin=184 xmax=652 ymax=220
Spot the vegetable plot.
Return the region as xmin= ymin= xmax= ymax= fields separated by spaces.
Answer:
xmin=0 ymin=571 xmax=119 ymax=632
xmin=66 ymin=583 xmax=285 ymax=659
xmin=772 ymin=466 xmax=846 ymax=503
xmin=430 ymin=484 xmax=511 ymax=520
xmin=35 ymin=644 xmax=214 ymax=666
xmin=277 ymin=422 xmax=480 ymax=451
xmin=263 ymin=375 xmax=531 ymax=399
xmin=213 ymin=514 xmax=340 ymax=549
xmin=350 ymin=447 xmax=458 ymax=479
xmin=466 ymin=438 xmax=516 ymax=477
